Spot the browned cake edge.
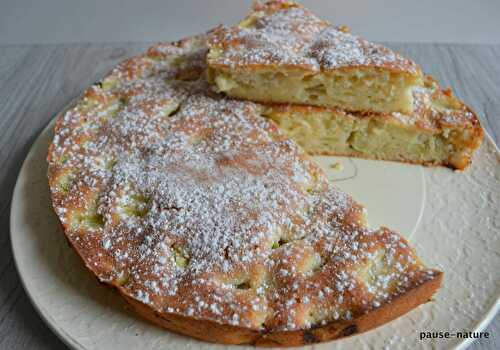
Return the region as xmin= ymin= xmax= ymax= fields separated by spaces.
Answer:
xmin=56 ymin=210 xmax=442 ymax=347
xmin=119 ymin=266 xmax=442 ymax=347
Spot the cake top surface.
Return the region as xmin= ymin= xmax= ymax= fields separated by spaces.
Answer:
xmin=47 ymin=33 xmax=437 ymax=332
xmin=208 ymin=0 xmax=421 ymax=75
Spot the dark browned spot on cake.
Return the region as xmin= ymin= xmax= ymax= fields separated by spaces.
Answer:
xmin=340 ymin=324 xmax=358 ymax=337
xmin=303 ymin=330 xmax=319 ymax=344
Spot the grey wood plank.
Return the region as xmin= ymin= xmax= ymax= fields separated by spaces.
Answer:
xmin=0 ymin=43 xmax=498 ymax=350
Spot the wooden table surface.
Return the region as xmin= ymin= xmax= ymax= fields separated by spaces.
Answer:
xmin=0 ymin=42 xmax=498 ymax=349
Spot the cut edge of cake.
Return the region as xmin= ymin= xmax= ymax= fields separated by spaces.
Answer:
xmin=262 ymin=76 xmax=484 ymax=170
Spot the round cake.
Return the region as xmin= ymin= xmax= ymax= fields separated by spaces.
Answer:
xmin=47 ymin=33 xmax=441 ymax=346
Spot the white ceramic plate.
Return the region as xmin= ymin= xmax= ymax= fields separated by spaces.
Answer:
xmin=11 ymin=117 xmax=499 ymax=350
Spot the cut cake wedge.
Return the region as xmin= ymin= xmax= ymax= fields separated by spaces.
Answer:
xmin=207 ymin=0 xmax=424 ymax=114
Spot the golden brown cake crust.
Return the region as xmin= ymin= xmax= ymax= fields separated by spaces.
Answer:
xmin=121 ymin=270 xmax=442 ymax=346
xmin=47 ymin=33 xmax=442 ymax=346
xmin=207 ymin=0 xmax=420 ymax=75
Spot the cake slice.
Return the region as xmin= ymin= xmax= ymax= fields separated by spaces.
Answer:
xmin=48 ymin=33 xmax=442 ymax=346
xmin=263 ymin=76 xmax=484 ymax=170
xmin=207 ymin=0 xmax=483 ymax=170
xmin=207 ymin=0 xmax=424 ymax=114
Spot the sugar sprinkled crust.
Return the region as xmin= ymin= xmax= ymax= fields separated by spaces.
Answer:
xmin=47 ymin=33 xmax=442 ymax=346
xmin=208 ymin=1 xmax=419 ymax=74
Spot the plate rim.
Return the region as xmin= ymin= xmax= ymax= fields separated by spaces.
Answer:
xmin=9 ymin=114 xmax=500 ymax=350
xmin=10 ymin=115 xmax=88 ymax=350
